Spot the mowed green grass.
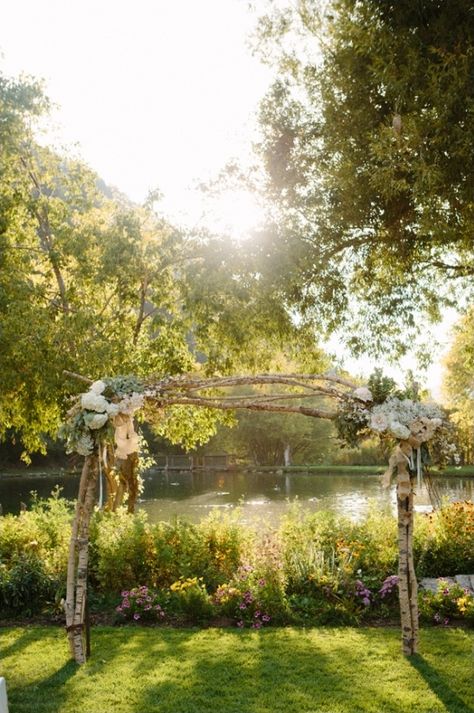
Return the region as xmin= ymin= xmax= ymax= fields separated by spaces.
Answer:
xmin=1 ymin=627 xmax=473 ymax=713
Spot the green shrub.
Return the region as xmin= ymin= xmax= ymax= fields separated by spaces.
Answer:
xmin=0 ymin=553 xmax=59 ymax=616
xmin=0 ymin=488 xmax=72 ymax=577
xmin=148 ymin=511 xmax=247 ymax=591
xmin=0 ymin=490 xmax=72 ymax=617
xmin=165 ymin=577 xmax=213 ymax=622
xmin=2 ymin=494 xmax=474 ymax=627
xmin=90 ymin=509 xmax=156 ymax=592
xmin=415 ymin=501 xmax=474 ymax=577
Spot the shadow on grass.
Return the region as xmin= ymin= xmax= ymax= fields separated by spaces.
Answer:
xmin=8 ymin=660 xmax=78 ymax=711
xmin=409 ymin=654 xmax=474 ymax=713
xmin=0 ymin=627 xmax=50 ymax=659
xmin=130 ymin=629 xmax=422 ymax=713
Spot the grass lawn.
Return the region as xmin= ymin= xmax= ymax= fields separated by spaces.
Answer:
xmin=1 ymin=627 xmax=473 ymax=713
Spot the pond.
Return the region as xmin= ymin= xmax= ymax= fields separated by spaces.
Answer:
xmin=1 ymin=468 xmax=473 ymax=524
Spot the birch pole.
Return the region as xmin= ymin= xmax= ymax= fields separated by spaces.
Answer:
xmin=65 ymin=454 xmax=98 ymax=664
xmin=394 ymin=440 xmax=419 ymax=655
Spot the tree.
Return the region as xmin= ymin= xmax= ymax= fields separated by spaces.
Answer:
xmin=252 ymin=0 xmax=474 ymax=354
xmin=442 ymin=309 xmax=474 ymax=463
xmin=198 ymin=383 xmax=336 ymax=465
xmin=0 ymin=71 xmax=319 ymax=461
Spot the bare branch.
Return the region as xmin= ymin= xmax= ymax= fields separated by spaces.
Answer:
xmin=150 ymin=395 xmax=337 ymax=420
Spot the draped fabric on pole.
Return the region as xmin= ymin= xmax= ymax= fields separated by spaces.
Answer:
xmin=63 ymin=371 xmax=450 ymax=663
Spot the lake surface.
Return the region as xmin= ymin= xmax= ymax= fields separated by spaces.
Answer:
xmin=1 ymin=468 xmax=473 ymax=524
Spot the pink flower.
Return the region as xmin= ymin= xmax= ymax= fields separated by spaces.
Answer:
xmin=121 ymin=590 xmax=129 ymax=598
xmin=115 ymin=605 xmax=123 ymax=613
xmin=252 ymin=621 xmax=262 ymax=629
xmin=133 ymin=613 xmax=140 ymax=621
xmin=237 ymin=620 xmax=244 ymax=628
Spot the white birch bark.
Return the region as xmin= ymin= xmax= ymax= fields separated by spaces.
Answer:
xmin=65 ymin=455 xmax=98 ymax=664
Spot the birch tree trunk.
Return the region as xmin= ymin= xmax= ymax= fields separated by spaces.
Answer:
xmin=397 ymin=467 xmax=418 ymax=655
xmin=65 ymin=454 xmax=98 ymax=664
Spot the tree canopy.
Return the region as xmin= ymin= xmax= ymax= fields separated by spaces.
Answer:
xmin=442 ymin=308 xmax=474 ymax=463
xmin=252 ymin=0 xmax=474 ymax=354
xmin=0 ymin=72 xmax=322 ymax=457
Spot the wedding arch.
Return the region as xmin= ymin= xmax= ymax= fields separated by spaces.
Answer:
xmin=62 ymin=370 xmax=452 ymax=663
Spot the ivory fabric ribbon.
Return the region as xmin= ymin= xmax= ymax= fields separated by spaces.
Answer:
xmin=113 ymin=413 xmax=140 ymax=459
xmin=381 ymin=438 xmax=422 ymax=500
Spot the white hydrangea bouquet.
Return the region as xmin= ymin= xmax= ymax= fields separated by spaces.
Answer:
xmin=335 ymin=370 xmax=457 ymax=496
xmin=61 ymin=375 xmax=145 ymax=459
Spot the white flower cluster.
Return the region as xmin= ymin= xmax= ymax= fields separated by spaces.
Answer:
xmin=75 ymin=380 xmax=145 ymax=455
xmin=81 ymin=381 xmax=143 ymax=420
xmin=369 ymin=398 xmax=443 ymax=442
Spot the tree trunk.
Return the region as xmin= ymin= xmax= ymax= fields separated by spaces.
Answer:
xmin=284 ymin=444 xmax=291 ymax=467
xmin=124 ymin=453 xmax=139 ymax=513
xmin=65 ymin=454 xmax=98 ymax=664
xmin=397 ymin=469 xmax=418 ymax=655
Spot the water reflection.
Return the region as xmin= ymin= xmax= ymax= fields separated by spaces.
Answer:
xmin=1 ymin=468 xmax=473 ymax=524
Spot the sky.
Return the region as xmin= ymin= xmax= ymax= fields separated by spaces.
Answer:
xmin=1 ymin=0 xmax=455 ymax=396
xmin=2 ymin=0 xmax=269 ymax=234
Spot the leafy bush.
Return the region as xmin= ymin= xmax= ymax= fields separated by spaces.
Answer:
xmin=165 ymin=577 xmax=213 ymax=622
xmin=90 ymin=508 xmax=156 ymax=592
xmin=0 ymin=489 xmax=72 ymax=617
xmin=0 ymin=553 xmax=59 ymax=616
xmin=2 ymin=494 xmax=474 ymax=627
xmin=415 ymin=501 xmax=474 ymax=577
xmin=0 ymin=488 xmax=72 ymax=576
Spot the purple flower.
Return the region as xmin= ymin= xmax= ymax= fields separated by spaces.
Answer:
xmin=434 ymin=613 xmax=441 ymax=623
xmin=254 ymin=610 xmax=261 ymax=618
xmin=144 ymin=604 xmax=152 ymax=611
xmin=115 ymin=605 xmax=123 ymax=613
xmin=122 ymin=600 xmax=130 ymax=609
xmin=262 ymin=615 xmax=271 ymax=622
xmin=121 ymin=590 xmax=130 ymax=598
xmin=379 ymin=575 xmax=399 ymax=598
xmin=258 ymin=579 xmax=266 ymax=587
xmin=362 ymin=597 xmax=370 ymax=607
xmin=154 ymin=604 xmax=162 ymax=611
xmin=252 ymin=621 xmax=262 ymax=629
xmin=237 ymin=620 xmax=244 ymax=628
xmin=133 ymin=613 xmax=140 ymax=621
xmin=444 ymin=618 xmax=449 ymax=626
xmin=239 ymin=603 xmax=247 ymax=610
